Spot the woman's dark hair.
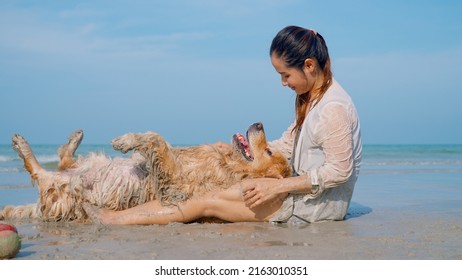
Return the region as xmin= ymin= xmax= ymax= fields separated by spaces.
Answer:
xmin=270 ymin=26 xmax=333 ymax=133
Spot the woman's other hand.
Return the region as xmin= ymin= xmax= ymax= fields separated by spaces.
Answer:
xmin=241 ymin=178 xmax=287 ymax=209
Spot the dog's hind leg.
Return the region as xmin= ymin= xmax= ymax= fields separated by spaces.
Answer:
xmin=10 ymin=134 xmax=77 ymax=222
xmin=12 ymin=133 xmax=45 ymax=184
xmin=57 ymin=129 xmax=83 ymax=171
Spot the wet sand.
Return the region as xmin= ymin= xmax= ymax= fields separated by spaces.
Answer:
xmin=1 ymin=201 xmax=459 ymax=260
xmin=2 ymin=169 xmax=462 ymax=260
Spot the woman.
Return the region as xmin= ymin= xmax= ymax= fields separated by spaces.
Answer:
xmin=87 ymin=25 xmax=362 ymax=225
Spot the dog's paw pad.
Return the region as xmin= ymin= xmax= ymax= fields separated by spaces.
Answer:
xmin=11 ymin=134 xmax=32 ymax=159
xmin=68 ymin=129 xmax=84 ymax=147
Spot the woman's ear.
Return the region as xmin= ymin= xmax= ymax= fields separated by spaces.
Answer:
xmin=304 ymin=58 xmax=316 ymax=73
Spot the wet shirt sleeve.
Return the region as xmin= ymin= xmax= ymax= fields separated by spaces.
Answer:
xmin=313 ymin=103 xmax=354 ymax=189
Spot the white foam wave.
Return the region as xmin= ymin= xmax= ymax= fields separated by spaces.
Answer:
xmin=0 ymin=153 xmax=59 ymax=163
xmin=363 ymin=160 xmax=462 ymax=166
xmin=0 ymin=155 xmax=16 ymax=162
xmin=36 ymin=154 xmax=60 ymax=163
xmin=0 ymin=167 xmax=21 ymax=173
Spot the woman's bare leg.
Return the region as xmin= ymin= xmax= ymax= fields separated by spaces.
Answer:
xmin=86 ymin=184 xmax=286 ymax=225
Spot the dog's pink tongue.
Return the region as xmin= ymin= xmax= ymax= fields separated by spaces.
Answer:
xmin=236 ymin=133 xmax=253 ymax=160
xmin=236 ymin=133 xmax=248 ymax=148
xmin=236 ymin=133 xmax=246 ymax=144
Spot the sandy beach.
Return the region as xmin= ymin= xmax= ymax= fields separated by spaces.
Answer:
xmin=3 ymin=173 xmax=462 ymax=260
xmin=6 ymin=206 xmax=461 ymax=260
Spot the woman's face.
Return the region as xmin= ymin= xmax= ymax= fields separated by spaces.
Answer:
xmin=271 ymin=54 xmax=316 ymax=95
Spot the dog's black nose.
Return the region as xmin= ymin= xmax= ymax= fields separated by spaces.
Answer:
xmin=248 ymin=122 xmax=264 ymax=133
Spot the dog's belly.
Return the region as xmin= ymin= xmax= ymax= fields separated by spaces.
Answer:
xmin=70 ymin=154 xmax=152 ymax=208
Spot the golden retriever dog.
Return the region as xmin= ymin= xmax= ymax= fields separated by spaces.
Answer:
xmin=0 ymin=122 xmax=291 ymax=222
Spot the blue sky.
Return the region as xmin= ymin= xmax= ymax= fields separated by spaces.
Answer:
xmin=1 ymin=0 xmax=461 ymax=145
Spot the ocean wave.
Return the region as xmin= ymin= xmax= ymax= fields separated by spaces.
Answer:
xmin=0 ymin=155 xmax=16 ymax=162
xmin=362 ymin=160 xmax=462 ymax=166
xmin=35 ymin=154 xmax=60 ymax=164
xmin=0 ymin=167 xmax=21 ymax=173
xmin=361 ymin=168 xmax=462 ymax=175
xmin=0 ymin=154 xmax=59 ymax=164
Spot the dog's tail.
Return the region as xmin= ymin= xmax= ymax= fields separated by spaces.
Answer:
xmin=0 ymin=204 xmax=40 ymax=221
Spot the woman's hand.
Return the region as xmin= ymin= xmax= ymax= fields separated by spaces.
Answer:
xmin=241 ymin=178 xmax=286 ymax=209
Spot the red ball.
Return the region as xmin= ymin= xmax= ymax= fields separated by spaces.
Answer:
xmin=0 ymin=223 xmax=21 ymax=259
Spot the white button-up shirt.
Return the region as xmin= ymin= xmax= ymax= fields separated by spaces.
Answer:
xmin=269 ymin=79 xmax=362 ymax=222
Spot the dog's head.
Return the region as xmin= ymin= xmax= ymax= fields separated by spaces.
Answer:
xmin=232 ymin=122 xmax=292 ymax=179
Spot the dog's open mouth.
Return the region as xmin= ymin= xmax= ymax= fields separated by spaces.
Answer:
xmin=233 ymin=133 xmax=254 ymax=161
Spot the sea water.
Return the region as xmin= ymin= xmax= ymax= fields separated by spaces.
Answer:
xmin=1 ymin=144 xmax=462 ymax=210
xmin=354 ymin=145 xmax=462 ymax=213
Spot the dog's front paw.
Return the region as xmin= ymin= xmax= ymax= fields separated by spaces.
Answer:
xmin=112 ymin=133 xmax=140 ymax=153
xmin=12 ymin=134 xmax=32 ymax=160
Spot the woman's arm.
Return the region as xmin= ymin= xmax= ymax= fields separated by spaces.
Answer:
xmin=315 ymin=103 xmax=354 ymax=188
xmin=241 ymin=175 xmax=315 ymax=209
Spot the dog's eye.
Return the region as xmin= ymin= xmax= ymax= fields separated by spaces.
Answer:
xmin=265 ymin=148 xmax=273 ymax=156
